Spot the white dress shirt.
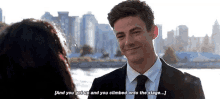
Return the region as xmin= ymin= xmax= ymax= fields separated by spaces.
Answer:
xmin=126 ymin=56 xmax=162 ymax=99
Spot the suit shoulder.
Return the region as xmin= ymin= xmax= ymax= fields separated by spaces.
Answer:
xmin=183 ymin=72 xmax=201 ymax=85
xmin=160 ymin=58 xmax=184 ymax=77
xmin=168 ymin=64 xmax=202 ymax=85
xmin=164 ymin=64 xmax=185 ymax=77
xmin=165 ymin=65 xmax=201 ymax=84
xmin=94 ymin=66 xmax=124 ymax=82
xmin=183 ymin=72 xmax=205 ymax=99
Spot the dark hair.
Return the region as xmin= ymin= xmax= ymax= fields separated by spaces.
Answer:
xmin=0 ymin=19 xmax=78 ymax=99
xmin=107 ymin=0 xmax=154 ymax=31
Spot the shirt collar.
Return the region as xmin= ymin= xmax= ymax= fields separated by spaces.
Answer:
xmin=127 ymin=56 xmax=162 ymax=83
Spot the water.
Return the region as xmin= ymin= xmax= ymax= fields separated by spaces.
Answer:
xmin=70 ymin=68 xmax=220 ymax=99
xmin=70 ymin=62 xmax=220 ymax=68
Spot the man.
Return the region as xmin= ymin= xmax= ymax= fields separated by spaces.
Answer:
xmin=88 ymin=1 xmax=205 ymax=99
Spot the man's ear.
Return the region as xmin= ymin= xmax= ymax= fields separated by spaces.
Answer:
xmin=153 ymin=25 xmax=158 ymax=39
xmin=149 ymin=25 xmax=158 ymax=39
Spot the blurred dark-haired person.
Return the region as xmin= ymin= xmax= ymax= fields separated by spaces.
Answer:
xmin=0 ymin=19 xmax=78 ymax=99
xmin=88 ymin=1 xmax=205 ymax=99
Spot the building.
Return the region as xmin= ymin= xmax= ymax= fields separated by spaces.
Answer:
xmin=97 ymin=24 xmax=109 ymax=53
xmin=188 ymin=35 xmax=198 ymax=52
xmin=154 ymin=24 xmax=163 ymax=54
xmin=69 ymin=16 xmax=80 ymax=53
xmin=41 ymin=12 xmax=53 ymax=22
xmin=166 ymin=30 xmax=175 ymax=46
xmin=97 ymin=24 xmax=118 ymax=57
xmin=0 ymin=8 xmax=2 ymax=22
xmin=80 ymin=12 xmax=98 ymax=53
xmin=188 ymin=35 xmax=212 ymax=52
xmin=176 ymin=25 xmax=188 ymax=51
xmin=211 ymin=20 xmax=220 ymax=55
xmin=41 ymin=11 xmax=80 ymax=53
xmin=188 ymin=36 xmax=201 ymax=52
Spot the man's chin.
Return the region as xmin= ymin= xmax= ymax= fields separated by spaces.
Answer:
xmin=127 ymin=56 xmax=144 ymax=64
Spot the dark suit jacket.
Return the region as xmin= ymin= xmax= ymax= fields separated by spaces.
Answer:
xmin=88 ymin=58 xmax=205 ymax=99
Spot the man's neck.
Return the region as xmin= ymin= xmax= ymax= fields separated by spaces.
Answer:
xmin=128 ymin=53 xmax=157 ymax=74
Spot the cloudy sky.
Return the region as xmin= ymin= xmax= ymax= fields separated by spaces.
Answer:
xmin=1 ymin=0 xmax=220 ymax=39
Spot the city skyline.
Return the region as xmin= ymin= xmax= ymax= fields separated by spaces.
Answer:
xmin=1 ymin=0 xmax=220 ymax=39
xmin=41 ymin=11 xmax=119 ymax=55
xmin=41 ymin=11 xmax=218 ymax=53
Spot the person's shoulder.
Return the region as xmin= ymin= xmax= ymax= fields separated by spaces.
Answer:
xmin=89 ymin=65 xmax=126 ymax=91
xmin=166 ymin=64 xmax=202 ymax=85
xmin=162 ymin=60 xmax=200 ymax=81
xmin=183 ymin=72 xmax=205 ymax=99
xmin=167 ymin=64 xmax=200 ymax=79
xmin=165 ymin=66 xmax=204 ymax=99
xmin=160 ymin=58 xmax=184 ymax=76
xmin=92 ymin=65 xmax=126 ymax=84
xmin=183 ymin=72 xmax=201 ymax=85
xmin=163 ymin=63 xmax=185 ymax=78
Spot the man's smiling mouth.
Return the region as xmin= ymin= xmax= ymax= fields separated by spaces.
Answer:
xmin=127 ymin=46 xmax=141 ymax=51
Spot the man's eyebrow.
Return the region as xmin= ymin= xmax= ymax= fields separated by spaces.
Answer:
xmin=129 ymin=27 xmax=142 ymax=32
xmin=115 ymin=27 xmax=142 ymax=36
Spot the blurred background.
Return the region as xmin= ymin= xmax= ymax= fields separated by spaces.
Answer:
xmin=1 ymin=0 xmax=220 ymax=99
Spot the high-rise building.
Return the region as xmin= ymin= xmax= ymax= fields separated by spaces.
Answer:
xmin=80 ymin=12 xmax=98 ymax=52
xmin=69 ymin=16 xmax=80 ymax=53
xmin=176 ymin=25 xmax=188 ymax=51
xmin=0 ymin=8 xmax=2 ymax=22
xmin=98 ymin=24 xmax=118 ymax=57
xmin=167 ymin=30 xmax=175 ymax=46
xmin=41 ymin=12 xmax=80 ymax=53
xmin=154 ymin=24 xmax=163 ymax=54
xmin=97 ymin=24 xmax=109 ymax=53
xmin=188 ymin=36 xmax=201 ymax=52
xmin=41 ymin=12 xmax=53 ymax=22
xmin=211 ymin=20 xmax=220 ymax=55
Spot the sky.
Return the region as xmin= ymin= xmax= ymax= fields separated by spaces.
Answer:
xmin=1 ymin=0 xmax=220 ymax=39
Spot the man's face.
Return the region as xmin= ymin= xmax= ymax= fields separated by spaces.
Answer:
xmin=114 ymin=16 xmax=156 ymax=63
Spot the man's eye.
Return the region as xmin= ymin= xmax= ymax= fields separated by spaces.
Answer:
xmin=133 ymin=31 xmax=140 ymax=34
xmin=117 ymin=36 xmax=124 ymax=38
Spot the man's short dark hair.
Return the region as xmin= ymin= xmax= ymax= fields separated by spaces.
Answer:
xmin=107 ymin=0 xmax=154 ymax=32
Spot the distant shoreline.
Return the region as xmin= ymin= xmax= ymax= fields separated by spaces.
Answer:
xmin=70 ymin=62 xmax=220 ymax=69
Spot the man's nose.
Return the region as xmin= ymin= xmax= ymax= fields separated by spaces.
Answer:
xmin=125 ymin=35 xmax=135 ymax=46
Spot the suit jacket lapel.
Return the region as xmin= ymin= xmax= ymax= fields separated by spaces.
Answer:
xmin=117 ymin=63 xmax=127 ymax=91
xmin=111 ymin=63 xmax=127 ymax=99
xmin=157 ymin=58 xmax=184 ymax=99
xmin=157 ymin=58 xmax=173 ymax=99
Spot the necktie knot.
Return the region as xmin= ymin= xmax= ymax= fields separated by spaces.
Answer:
xmin=136 ymin=75 xmax=148 ymax=85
